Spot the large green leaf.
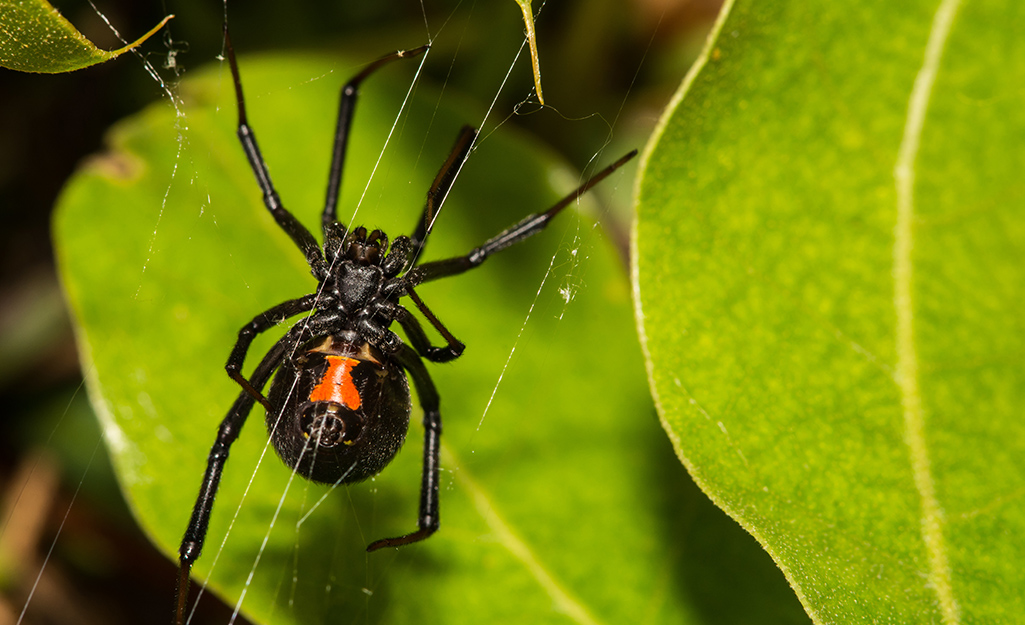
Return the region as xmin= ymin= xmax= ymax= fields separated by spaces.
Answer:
xmin=54 ymin=53 xmax=807 ymax=623
xmin=635 ymin=0 xmax=1023 ymax=622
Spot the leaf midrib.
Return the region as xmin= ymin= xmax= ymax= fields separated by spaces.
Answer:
xmin=893 ymin=0 xmax=963 ymax=622
xmin=443 ymin=444 xmax=604 ymax=625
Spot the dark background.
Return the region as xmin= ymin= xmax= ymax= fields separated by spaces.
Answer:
xmin=0 ymin=0 xmax=719 ymax=623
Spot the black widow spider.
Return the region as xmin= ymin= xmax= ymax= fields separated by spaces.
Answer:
xmin=173 ymin=27 xmax=635 ymax=625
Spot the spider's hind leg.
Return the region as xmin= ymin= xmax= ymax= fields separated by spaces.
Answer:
xmin=366 ymin=344 xmax=442 ymax=551
xmin=175 ymin=323 xmax=299 ymax=625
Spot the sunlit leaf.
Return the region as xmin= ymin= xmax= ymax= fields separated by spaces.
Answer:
xmin=0 ymin=0 xmax=170 ymax=73
xmin=635 ymin=0 xmax=1024 ymax=622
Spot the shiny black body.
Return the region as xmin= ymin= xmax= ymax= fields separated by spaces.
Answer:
xmin=266 ymin=336 xmax=410 ymax=484
xmin=172 ymin=23 xmax=636 ymax=625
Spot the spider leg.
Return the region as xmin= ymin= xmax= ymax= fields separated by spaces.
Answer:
xmin=175 ymin=322 xmax=300 ymax=625
xmin=407 ymin=149 xmax=638 ymax=286
xmin=223 ymin=27 xmax=328 ymax=278
xmin=366 ymin=344 xmax=442 ymax=551
xmin=226 ymin=294 xmax=319 ymax=409
xmin=322 ymin=45 xmax=430 ymax=234
xmin=177 ymin=306 xmax=345 ymax=624
xmin=394 ymin=288 xmax=464 ymax=362
xmin=409 ymin=126 xmax=477 ymax=257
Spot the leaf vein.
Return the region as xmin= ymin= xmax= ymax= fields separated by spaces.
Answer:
xmin=893 ymin=0 xmax=963 ymax=622
xmin=445 ymin=445 xmax=604 ymax=625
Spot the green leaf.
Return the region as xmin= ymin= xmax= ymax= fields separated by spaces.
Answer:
xmin=54 ymin=53 xmax=807 ymax=624
xmin=635 ymin=0 xmax=1024 ymax=622
xmin=0 ymin=0 xmax=170 ymax=73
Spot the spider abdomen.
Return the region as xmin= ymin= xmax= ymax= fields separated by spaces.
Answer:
xmin=265 ymin=336 xmax=411 ymax=484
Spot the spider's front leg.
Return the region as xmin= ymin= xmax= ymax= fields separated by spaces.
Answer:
xmin=406 ymin=149 xmax=639 ymax=286
xmin=366 ymin=343 xmax=443 ymax=551
xmin=322 ymin=45 xmax=429 ymax=233
xmin=223 ymin=27 xmax=329 ymax=278
xmin=409 ymin=126 xmax=477 ymax=254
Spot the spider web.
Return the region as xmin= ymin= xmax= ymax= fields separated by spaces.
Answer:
xmin=9 ymin=0 xmax=655 ymax=622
